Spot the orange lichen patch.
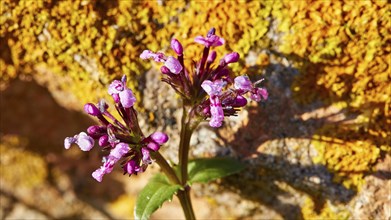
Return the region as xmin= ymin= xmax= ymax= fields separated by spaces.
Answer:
xmin=313 ymin=136 xmax=380 ymax=190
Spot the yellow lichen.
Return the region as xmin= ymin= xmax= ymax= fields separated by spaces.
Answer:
xmin=302 ymin=197 xmax=350 ymax=220
xmin=313 ymin=136 xmax=380 ymax=190
xmin=0 ymin=135 xmax=48 ymax=188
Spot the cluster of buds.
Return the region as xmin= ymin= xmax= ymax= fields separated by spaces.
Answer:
xmin=64 ymin=76 xmax=169 ymax=182
xmin=140 ymin=27 xmax=268 ymax=127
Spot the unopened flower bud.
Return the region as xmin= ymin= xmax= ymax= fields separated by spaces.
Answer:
xmin=160 ymin=66 xmax=171 ymax=75
xmin=84 ymin=103 xmax=100 ymax=116
xmin=121 ymin=75 xmax=127 ymax=83
xmin=207 ymin=51 xmax=217 ymax=63
xmin=233 ymin=95 xmax=248 ymax=107
xmin=223 ymin=52 xmax=239 ymax=64
xmin=171 ymin=38 xmax=183 ymax=55
xmin=147 ymin=141 xmax=160 ymax=151
xmin=87 ymin=125 xmax=105 ymax=138
xmin=123 ymin=160 xmax=140 ymax=175
xmin=207 ymin=27 xmax=216 ymax=37
xmin=150 ymin=132 xmax=169 ymax=145
xmin=98 ymin=135 xmax=109 ymax=147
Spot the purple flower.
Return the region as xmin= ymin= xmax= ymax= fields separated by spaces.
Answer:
xmin=250 ymin=88 xmax=268 ymax=102
xmin=110 ymin=142 xmax=129 ymax=159
xmin=92 ymin=155 xmax=118 ymax=182
xmin=201 ymin=80 xmax=226 ymax=96
xmin=140 ymin=50 xmax=166 ymax=62
xmin=201 ymin=80 xmax=226 ymax=127
xmin=108 ymin=79 xmax=136 ymax=108
xmin=234 ymin=75 xmax=253 ymax=92
xmin=194 ymin=35 xmax=225 ymax=47
xmin=141 ymin=147 xmax=152 ymax=164
xmin=209 ymin=96 xmax=224 ymax=127
xmin=64 ymin=132 xmax=94 ymax=151
xmin=171 ymin=38 xmax=183 ymax=55
xmin=164 ymin=56 xmax=183 ymax=74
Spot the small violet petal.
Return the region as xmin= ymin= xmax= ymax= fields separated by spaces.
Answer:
xmin=64 ymin=136 xmax=76 ymax=149
xmin=164 ymin=56 xmax=182 ymax=74
xmin=110 ymin=142 xmax=129 ymax=159
xmin=76 ymin=132 xmax=94 ymax=151
xmin=119 ymin=88 xmax=136 ymax=108
xmin=234 ymin=76 xmax=253 ymax=92
xmin=209 ymin=97 xmax=224 ymax=127
xmin=141 ymin=147 xmax=152 ymax=164
xmin=92 ymin=168 xmax=105 ymax=182
xmin=201 ymin=80 xmax=226 ymax=96
xmin=108 ymin=80 xmax=124 ymax=95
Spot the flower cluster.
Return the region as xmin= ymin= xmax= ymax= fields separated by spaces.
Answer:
xmin=64 ymin=76 xmax=169 ymax=182
xmin=141 ymin=28 xmax=268 ymax=127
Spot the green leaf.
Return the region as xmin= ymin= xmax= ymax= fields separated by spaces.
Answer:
xmin=187 ymin=157 xmax=246 ymax=185
xmin=134 ymin=174 xmax=181 ymax=220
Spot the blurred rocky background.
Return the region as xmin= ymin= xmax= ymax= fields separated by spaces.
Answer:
xmin=1 ymin=0 xmax=390 ymax=219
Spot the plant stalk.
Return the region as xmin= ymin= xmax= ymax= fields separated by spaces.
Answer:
xmin=177 ymin=105 xmax=196 ymax=219
xmin=152 ymin=152 xmax=180 ymax=185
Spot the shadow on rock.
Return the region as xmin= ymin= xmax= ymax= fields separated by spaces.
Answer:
xmin=216 ymin=62 xmax=360 ymax=219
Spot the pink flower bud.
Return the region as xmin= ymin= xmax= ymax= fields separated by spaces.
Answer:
xmin=233 ymin=95 xmax=248 ymax=107
xmin=123 ymin=160 xmax=141 ymax=175
xmin=147 ymin=141 xmax=160 ymax=151
xmin=207 ymin=51 xmax=217 ymax=63
xmin=150 ymin=132 xmax=169 ymax=145
xmin=223 ymin=52 xmax=239 ymax=64
xmin=98 ymin=135 xmax=109 ymax=147
xmin=171 ymin=38 xmax=183 ymax=55
xmin=84 ymin=103 xmax=100 ymax=116
xmin=160 ymin=65 xmax=171 ymax=75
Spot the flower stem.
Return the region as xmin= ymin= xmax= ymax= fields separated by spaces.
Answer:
xmin=177 ymin=187 xmax=196 ymax=220
xmin=177 ymin=105 xmax=197 ymax=219
xmin=152 ymin=151 xmax=180 ymax=184
xmin=178 ymin=106 xmax=193 ymax=184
